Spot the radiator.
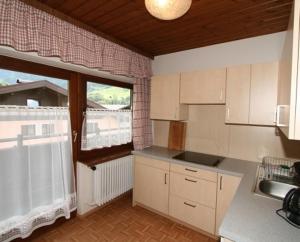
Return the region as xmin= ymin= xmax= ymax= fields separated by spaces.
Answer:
xmin=93 ymin=155 xmax=133 ymax=206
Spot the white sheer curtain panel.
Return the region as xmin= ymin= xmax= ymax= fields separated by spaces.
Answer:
xmin=81 ymin=108 xmax=132 ymax=150
xmin=0 ymin=106 xmax=76 ymax=242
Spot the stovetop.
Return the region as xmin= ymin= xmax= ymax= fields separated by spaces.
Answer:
xmin=172 ymin=151 xmax=224 ymax=167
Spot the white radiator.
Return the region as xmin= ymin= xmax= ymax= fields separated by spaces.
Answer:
xmin=93 ymin=155 xmax=133 ymax=206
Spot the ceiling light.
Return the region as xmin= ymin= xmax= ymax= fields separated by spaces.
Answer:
xmin=145 ymin=0 xmax=192 ymax=21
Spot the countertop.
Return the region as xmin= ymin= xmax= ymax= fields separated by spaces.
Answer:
xmin=132 ymin=146 xmax=300 ymax=242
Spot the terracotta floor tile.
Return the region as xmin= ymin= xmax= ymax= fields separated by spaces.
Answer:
xmin=17 ymin=195 xmax=219 ymax=242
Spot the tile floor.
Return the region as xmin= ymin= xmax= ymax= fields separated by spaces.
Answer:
xmin=18 ymin=194 xmax=218 ymax=242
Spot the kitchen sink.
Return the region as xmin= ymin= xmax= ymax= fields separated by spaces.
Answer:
xmin=258 ymin=179 xmax=299 ymax=200
xmin=254 ymin=165 xmax=300 ymax=200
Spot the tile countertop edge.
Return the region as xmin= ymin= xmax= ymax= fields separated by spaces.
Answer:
xmin=132 ymin=146 xmax=300 ymax=242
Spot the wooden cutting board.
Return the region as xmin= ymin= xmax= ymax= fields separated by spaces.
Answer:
xmin=168 ymin=121 xmax=187 ymax=151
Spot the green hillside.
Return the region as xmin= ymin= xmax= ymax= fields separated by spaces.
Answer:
xmin=0 ymin=79 xmax=8 ymax=86
xmin=87 ymin=86 xmax=131 ymax=105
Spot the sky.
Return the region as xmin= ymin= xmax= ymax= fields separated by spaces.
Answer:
xmin=0 ymin=68 xmax=68 ymax=89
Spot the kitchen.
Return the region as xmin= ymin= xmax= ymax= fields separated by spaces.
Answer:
xmin=0 ymin=1 xmax=300 ymax=242
xmin=132 ymin=1 xmax=300 ymax=241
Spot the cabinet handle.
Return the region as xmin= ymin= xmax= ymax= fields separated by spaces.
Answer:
xmin=185 ymin=178 xmax=197 ymax=183
xmin=226 ymin=107 xmax=230 ymax=121
xmin=185 ymin=168 xmax=197 ymax=173
xmin=220 ymin=89 xmax=223 ymax=101
xmin=184 ymin=202 xmax=196 ymax=208
xmin=220 ymin=175 xmax=223 ymax=190
xmin=276 ymin=105 xmax=288 ymax=127
xmin=273 ymin=107 xmax=277 ymax=124
xmin=164 ymin=173 xmax=167 ymax=184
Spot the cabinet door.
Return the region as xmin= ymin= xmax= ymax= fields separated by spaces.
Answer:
xmin=216 ymin=174 xmax=241 ymax=235
xmin=250 ymin=62 xmax=278 ymax=125
xmin=278 ymin=0 xmax=300 ymax=140
xmin=134 ymin=161 xmax=169 ymax=214
xmin=170 ymin=172 xmax=217 ymax=208
xmin=180 ymin=68 xmax=226 ymax=104
xmin=226 ymin=65 xmax=251 ymax=124
xmin=169 ymin=194 xmax=216 ymax=234
xmin=150 ymin=74 xmax=188 ymax=120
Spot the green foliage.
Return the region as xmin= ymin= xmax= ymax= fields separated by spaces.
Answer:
xmin=87 ymin=86 xmax=131 ymax=105
xmin=0 ymin=79 xmax=8 ymax=86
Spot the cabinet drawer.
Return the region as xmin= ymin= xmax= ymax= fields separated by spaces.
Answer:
xmin=169 ymin=194 xmax=215 ymax=234
xmin=135 ymin=155 xmax=169 ymax=171
xmin=170 ymin=163 xmax=217 ymax=182
xmin=170 ymin=172 xmax=216 ymax=208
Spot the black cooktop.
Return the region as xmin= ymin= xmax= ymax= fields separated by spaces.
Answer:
xmin=173 ymin=151 xmax=224 ymax=167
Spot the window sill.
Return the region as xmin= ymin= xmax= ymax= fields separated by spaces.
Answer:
xmin=78 ymin=143 xmax=133 ymax=167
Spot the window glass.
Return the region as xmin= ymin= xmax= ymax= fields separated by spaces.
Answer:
xmin=86 ymin=82 xmax=131 ymax=110
xmin=27 ymin=99 xmax=40 ymax=107
xmin=0 ymin=68 xmax=68 ymax=107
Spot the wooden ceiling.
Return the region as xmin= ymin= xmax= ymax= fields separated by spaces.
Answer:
xmin=33 ymin=0 xmax=292 ymax=57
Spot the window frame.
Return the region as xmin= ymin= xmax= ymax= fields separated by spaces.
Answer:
xmin=77 ymin=74 xmax=133 ymax=166
xmin=0 ymin=55 xmax=133 ymax=167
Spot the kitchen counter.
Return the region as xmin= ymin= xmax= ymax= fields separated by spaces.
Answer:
xmin=133 ymin=146 xmax=300 ymax=242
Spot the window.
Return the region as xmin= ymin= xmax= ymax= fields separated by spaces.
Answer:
xmin=0 ymin=56 xmax=71 ymax=152
xmin=86 ymin=82 xmax=132 ymax=110
xmin=0 ymin=56 xmax=133 ymax=165
xmin=0 ymin=68 xmax=68 ymax=107
xmin=27 ymin=99 xmax=40 ymax=107
xmin=81 ymin=78 xmax=133 ymax=152
xmin=21 ymin=124 xmax=36 ymax=137
xmin=42 ymin=123 xmax=55 ymax=136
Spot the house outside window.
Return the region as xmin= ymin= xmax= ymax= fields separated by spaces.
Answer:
xmin=21 ymin=124 xmax=36 ymax=137
xmin=42 ymin=124 xmax=55 ymax=136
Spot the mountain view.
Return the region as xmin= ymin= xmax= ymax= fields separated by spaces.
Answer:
xmin=0 ymin=69 xmax=131 ymax=107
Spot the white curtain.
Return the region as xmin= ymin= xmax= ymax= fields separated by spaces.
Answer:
xmin=0 ymin=106 xmax=76 ymax=242
xmin=81 ymin=108 xmax=132 ymax=150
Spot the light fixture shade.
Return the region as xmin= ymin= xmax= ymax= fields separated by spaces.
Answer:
xmin=145 ymin=0 xmax=192 ymax=20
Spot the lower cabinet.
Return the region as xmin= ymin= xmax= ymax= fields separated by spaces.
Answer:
xmin=169 ymin=195 xmax=216 ymax=234
xmin=216 ymin=173 xmax=241 ymax=235
xmin=134 ymin=156 xmax=169 ymax=214
xmin=133 ymin=155 xmax=241 ymax=237
xmin=169 ymin=164 xmax=217 ymax=234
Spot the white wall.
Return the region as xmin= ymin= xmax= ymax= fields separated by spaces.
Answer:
xmin=77 ymin=162 xmax=97 ymax=215
xmin=153 ymin=32 xmax=286 ymax=75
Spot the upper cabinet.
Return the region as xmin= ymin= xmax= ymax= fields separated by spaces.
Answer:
xmin=277 ymin=0 xmax=300 ymax=140
xmin=226 ymin=65 xmax=251 ymax=124
xmin=150 ymin=74 xmax=188 ymax=120
xmin=226 ymin=62 xmax=278 ymax=126
xmin=180 ymin=68 xmax=226 ymax=104
xmin=250 ymin=62 xmax=278 ymax=125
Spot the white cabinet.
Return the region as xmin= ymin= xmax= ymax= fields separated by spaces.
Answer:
xmin=133 ymin=156 xmax=169 ymax=214
xmin=226 ymin=62 xmax=278 ymax=125
xmin=226 ymin=65 xmax=251 ymax=124
xmin=277 ymin=0 xmax=300 ymax=140
xmin=150 ymin=74 xmax=188 ymax=120
xmin=180 ymin=68 xmax=226 ymax=104
xmin=169 ymin=163 xmax=217 ymax=234
xmin=170 ymin=172 xmax=217 ymax=209
xmin=133 ymin=156 xmax=241 ymax=237
xmin=216 ymin=174 xmax=241 ymax=235
xmin=250 ymin=62 xmax=278 ymax=125
xmin=169 ymin=194 xmax=216 ymax=234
